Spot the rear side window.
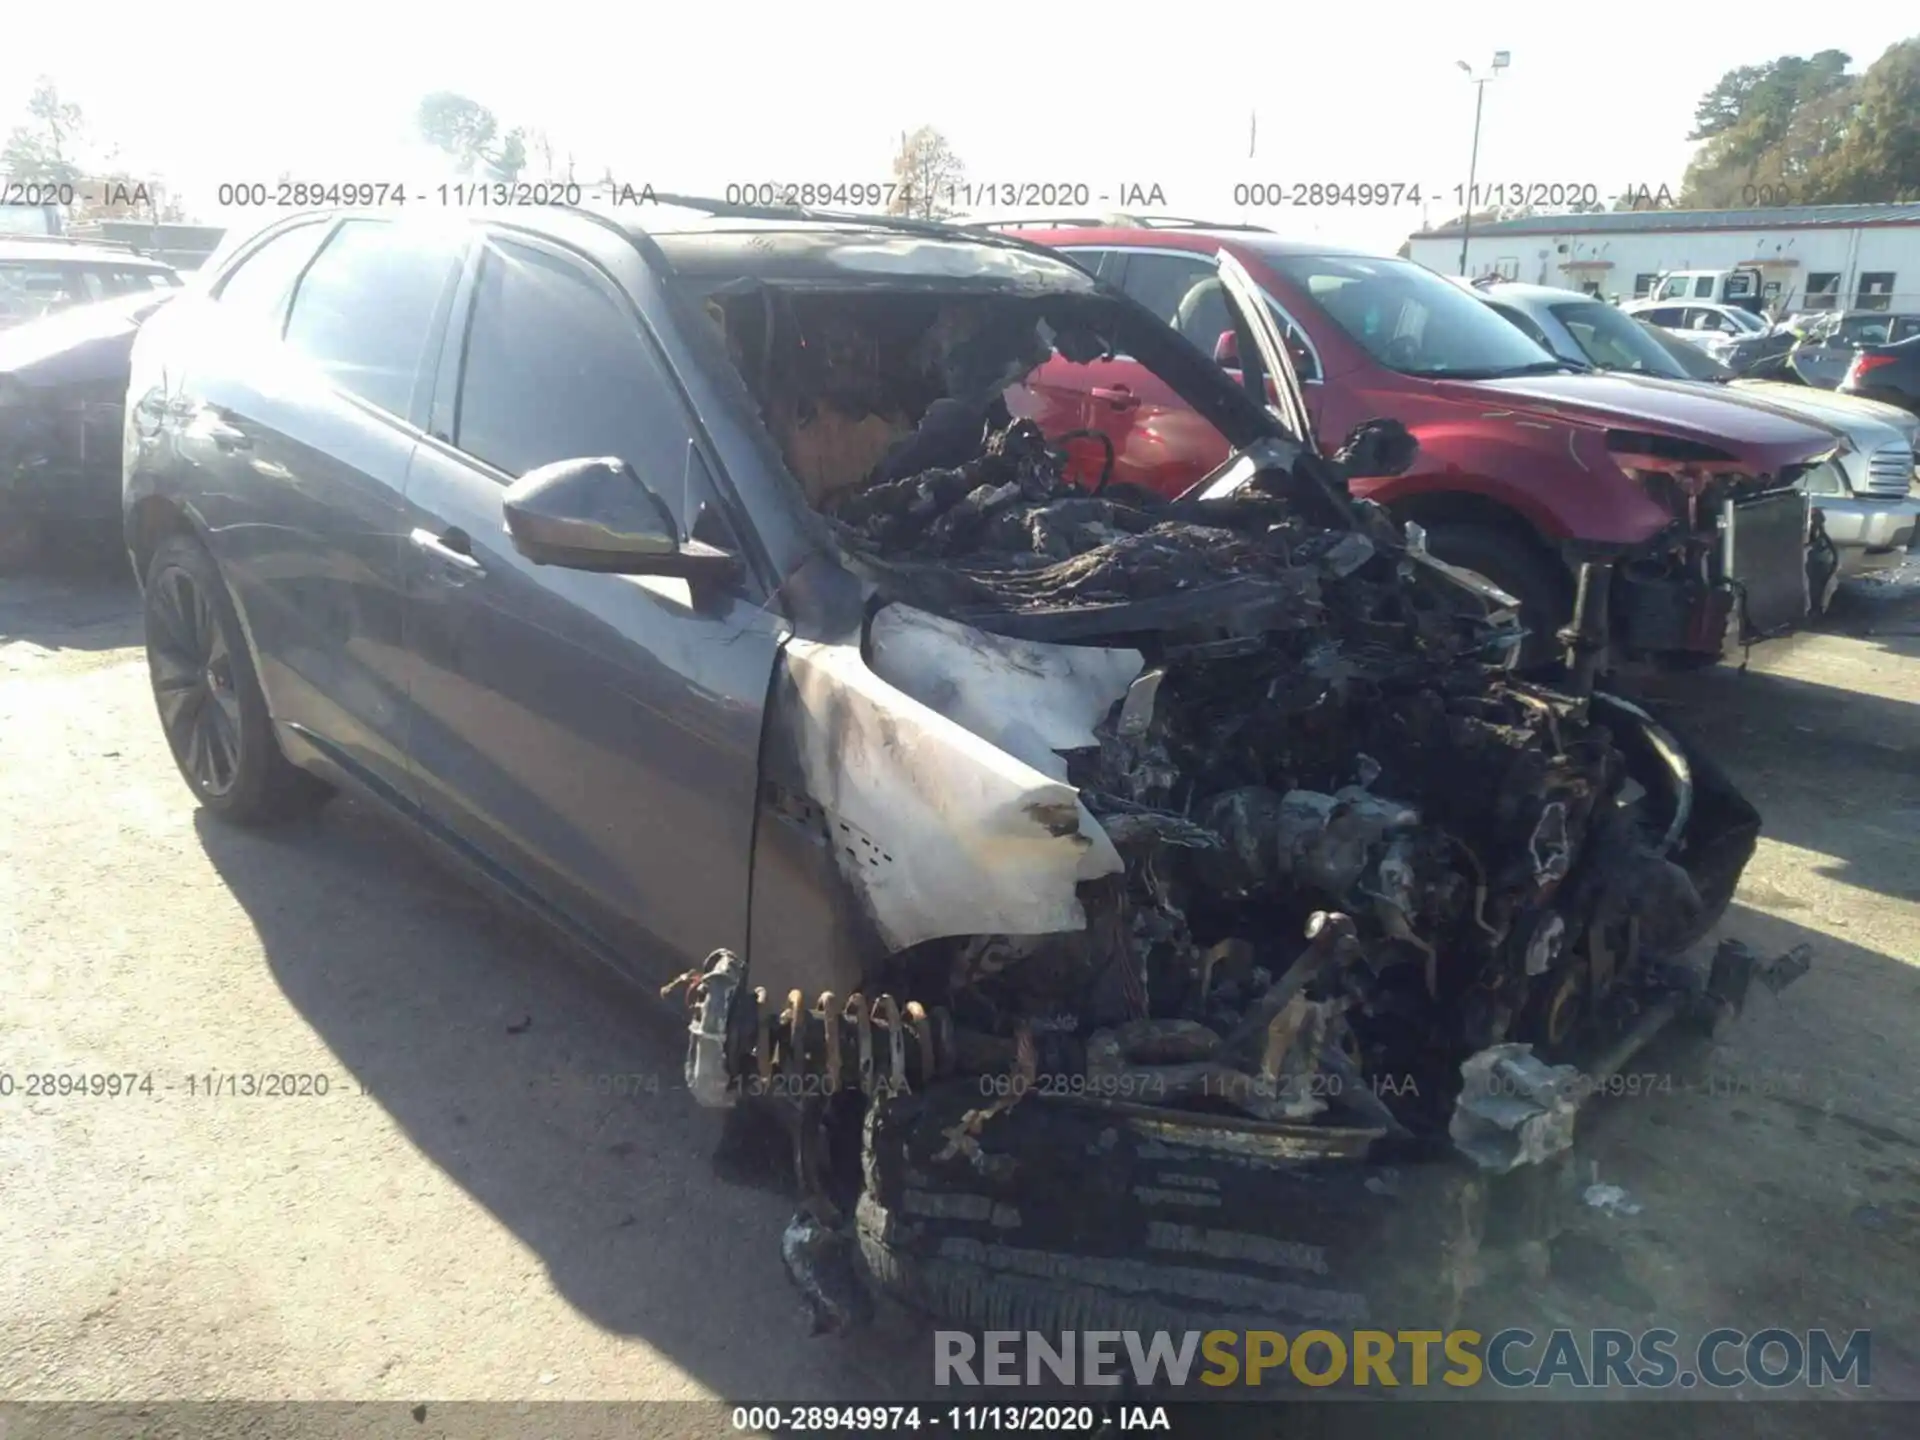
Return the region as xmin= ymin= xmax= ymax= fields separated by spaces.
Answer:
xmin=1117 ymin=252 xmax=1218 ymax=328
xmin=215 ymin=222 xmax=333 ymax=330
xmin=285 ymin=220 xmax=464 ymax=419
xmin=105 ymin=267 xmax=173 ymax=294
xmin=453 ymin=238 xmax=698 ymax=523
xmin=1842 ymin=314 xmax=1894 ymax=346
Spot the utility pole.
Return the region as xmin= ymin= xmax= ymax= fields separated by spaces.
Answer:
xmin=1456 ymin=51 xmax=1509 ymax=276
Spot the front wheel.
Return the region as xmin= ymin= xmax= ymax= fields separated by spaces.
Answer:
xmin=143 ymin=532 xmax=331 ymax=824
xmin=1421 ymin=523 xmax=1571 ymax=670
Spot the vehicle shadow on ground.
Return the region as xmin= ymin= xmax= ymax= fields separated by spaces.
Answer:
xmin=1558 ymin=897 xmax=1920 ymax=1410
xmin=190 ymin=798 xmax=934 ymax=1403
xmin=1634 ymin=665 xmax=1920 ymax=909
xmin=0 ymin=550 xmax=140 ymax=654
xmin=1813 ymin=568 xmax=1920 ymax=662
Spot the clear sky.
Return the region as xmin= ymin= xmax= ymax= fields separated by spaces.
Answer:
xmin=4 ymin=2 xmax=1915 ymax=252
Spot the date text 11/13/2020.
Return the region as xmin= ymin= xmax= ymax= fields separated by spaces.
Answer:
xmin=1230 ymin=181 xmax=1607 ymax=208
xmin=210 ymin=181 xmax=662 ymax=209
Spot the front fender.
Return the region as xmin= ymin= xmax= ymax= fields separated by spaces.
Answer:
xmin=1354 ymin=421 xmax=1675 ymax=547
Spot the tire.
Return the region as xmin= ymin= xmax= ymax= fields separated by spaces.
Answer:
xmin=142 ymin=532 xmax=332 ymax=824
xmin=1422 ymin=523 xmax=1570 ymax=670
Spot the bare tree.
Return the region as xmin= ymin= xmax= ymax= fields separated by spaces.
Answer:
xmin=416 ymin=92 xmax=526 ymax=181
xmin=888 ymin=126 xmax=965 ymax=219
xmin=1 ymin=76 xmax=88 ymax=186
xmin=526 ymin=127 xmax=572 ymax=183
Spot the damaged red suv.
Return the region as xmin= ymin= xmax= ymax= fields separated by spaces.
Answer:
xmin=1002 ymin=224 xmax=1842 ymax=667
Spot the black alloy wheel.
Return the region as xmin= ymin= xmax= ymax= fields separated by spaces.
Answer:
xmin=142 ymin=532 xmax=331 ymax=823
xmin=147 ymin=561 xmax=244 ymax=796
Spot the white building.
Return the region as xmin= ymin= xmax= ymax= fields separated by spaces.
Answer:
xmin=1406 ymin=202 xmax=1920 ymax=313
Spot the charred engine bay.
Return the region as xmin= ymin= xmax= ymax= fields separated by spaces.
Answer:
xmin=833 ymin=419 xmax=1718 ymax=1140
xmin=695 ymin=287 xmax=1771 ymax=1333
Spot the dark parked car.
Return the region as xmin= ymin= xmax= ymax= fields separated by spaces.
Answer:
xmin=0 ymin=237 xmax=181 ymax=329
xmin=1841 ymin=334 xmax=1920 ymax=417
xmin=1786 ymin=310 xmax=1920 ymax=389
xmin=125 ymin=202 xmax=1780 ymax=1337
xmin=0 ymin=287 xmax=178 ymax=568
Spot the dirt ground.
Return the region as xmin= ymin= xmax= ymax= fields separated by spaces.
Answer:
xmin=1 ymin=552 xmax=1916 ymax=1420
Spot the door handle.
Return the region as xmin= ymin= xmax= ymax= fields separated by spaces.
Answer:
xmin=1090 ymin=385 xmax=1138 ymax=411
xmin=410 ymin=526 xmax=486 ymax=579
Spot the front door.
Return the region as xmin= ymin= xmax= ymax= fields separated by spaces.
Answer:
xmin=399 ymin=231 xmax=782 ymax=980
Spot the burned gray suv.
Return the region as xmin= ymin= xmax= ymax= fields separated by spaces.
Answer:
xmin=124 ymin=198 xmax=1794 ymax=1338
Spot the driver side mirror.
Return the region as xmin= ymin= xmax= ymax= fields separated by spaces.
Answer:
xmin=502 ymin=456 xmax=740 ymax=583
xmin=1213 ymin=329 xmax=1240 ymax=367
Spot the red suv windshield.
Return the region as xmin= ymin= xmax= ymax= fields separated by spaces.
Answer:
xmin=1254 ymin=248 xmax=1562 ymax=379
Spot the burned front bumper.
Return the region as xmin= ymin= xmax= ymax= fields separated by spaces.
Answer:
xmin=857 ymin=927 xmax=1806 ymax=1344
xmin=679 ymin=685 xmax=1796 ymax=1338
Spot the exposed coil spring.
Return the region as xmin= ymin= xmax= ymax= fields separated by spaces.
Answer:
xmin=748 ymin=988 xmax=954 ymax=1098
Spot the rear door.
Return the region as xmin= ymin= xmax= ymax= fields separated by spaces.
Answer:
xmin=1021 ymin=246 xmax=1232 ymax=495
xmin=397 ymin=228 xmax=782 ymax=980
xmin=177 ymin=216 xmax=463 ymax=802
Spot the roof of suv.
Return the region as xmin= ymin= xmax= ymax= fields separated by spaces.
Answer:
xmin=218 ymin=199 xmax=1104 ymax=293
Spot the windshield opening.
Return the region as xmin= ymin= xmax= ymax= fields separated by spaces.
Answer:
xmin=1258 ymin=251 xmax=1561 ymax=379
xmin=681 ymin=282 xmax=1287 ymax=511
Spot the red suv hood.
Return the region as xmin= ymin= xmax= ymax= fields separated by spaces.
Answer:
xmin=1439 ymin=371 xmax=1840 ymax=473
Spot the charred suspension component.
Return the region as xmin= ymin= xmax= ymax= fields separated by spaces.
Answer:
xmin=666 ymin=950 xmax=957 ymax=1104
xmin=751 ymin=987 xmax=957 ymax=1097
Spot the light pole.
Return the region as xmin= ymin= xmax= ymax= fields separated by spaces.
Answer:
xmin=1456 ymin=51 xmax=1510 ymax=276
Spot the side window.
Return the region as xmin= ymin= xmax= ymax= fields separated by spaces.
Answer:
xmin=214 ymin=222 xmax=334 ymax=330
xmin=1893 ymin=317 xmax=1920 ymax=343
xmin=1842 ymin=314 xmax=1892 ymax=346
xmin=1269 ymin=307 xmax=1320 ymax=383
xmin=1116 ymin=252 xmax=1218 ymax=327
xmin=1644 ymin=307 xmax=1681 ymax=326
xmin=1058 ymin=247 xmax=1116 ymax=281
xmin=284 ymin=220 xmax=464 ymax=419
xmin=76 ymin=270 xmax=109 ymax=302
xmin=1694 ymin=276 xmax=1715 ymax=298
xmin=453 ymin=238 xmax=699 ymax=526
